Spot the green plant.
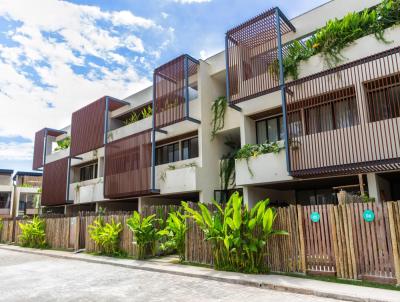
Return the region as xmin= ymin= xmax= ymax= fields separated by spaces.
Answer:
xmin=141 ymin=105 xmax=153 ymax=119
xmin=54 ymin=136 xmax=71 ymax=151
xmin=88 ymin=217 xmax=123 ymax=256
xmin=19 ymin=216 xmax=47 ymax=248
xmin=127 ymin=212 xmax=161 ymax=259
xmin=182 ymin=192 xmax=287 ymax=273
xmin=235 ymin=142 xmax=283 ymax=176
xmin=0 ymin=218 xmax=3 ymax=234
xmin=18 ymin=183 xmax=33 ymax=188
xmin=220 ymin=139 xmax=240 ymax=191
xmin=211 ymin=96 xmax=227 ymax=140
xmin=158 ymin=211 xmax=187 ymax=262
xmin=124 ymin=111 xmax=139 ymax=125
xmin=274 ymin=0 xmax=400 ymax=79
xmin=361 ymin=193 xmax=376 ymax=203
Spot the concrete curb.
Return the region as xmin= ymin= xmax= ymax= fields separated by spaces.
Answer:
xmin=0 ymin=244 xmax=397 ymax=302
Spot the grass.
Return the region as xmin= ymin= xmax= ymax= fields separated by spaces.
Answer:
xmin=272 ymin=271 xmax=400 ymax=291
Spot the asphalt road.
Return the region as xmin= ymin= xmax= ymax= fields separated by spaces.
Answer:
xmin=0 ymin=249 xmax=345 ymax=302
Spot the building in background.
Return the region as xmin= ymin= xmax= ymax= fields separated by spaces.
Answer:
xmin=0 ymin=170 xmax=14 ymax=218
xmin=13 ymin=171 xmax=42 ymax=217
xmin=32 ymin=0 xmax=400 ymax=212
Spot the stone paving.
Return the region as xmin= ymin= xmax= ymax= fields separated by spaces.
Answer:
xmin=0 ymin=249 xmax=344 ymax=302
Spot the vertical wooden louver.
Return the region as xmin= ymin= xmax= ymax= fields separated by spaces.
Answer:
xmin=226 ymin=8 xmax=294 ymax=105
xmin=154 ymin=55 xmax=198 ymax=128
xmin=104 ymin=130 xmax=152 ymax=198
xmin=70 ymin=97 xmax=106 ymax=157
xmin=41 ymin=158 xmax=69 ymax=206
xmin=286 ymin=47 xmax=400 ymax=177
xmin=32 ymin=128 xmax=46 ymax=170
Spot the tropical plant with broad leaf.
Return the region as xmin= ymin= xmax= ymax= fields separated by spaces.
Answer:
xmin=19 ymin=216 xmax=47 ymax=248
xmin=127 ymin=211 xmax=161 ymax=259
xmin=182 ymin=192 xmax=287 ymax=273
xmin=158 ymin=211 xmax=187 ymax=262
xmin=88 ymin=217 xmax=123 ymax=256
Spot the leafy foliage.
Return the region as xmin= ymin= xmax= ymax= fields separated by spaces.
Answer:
xmin=182 ymin=192 xmax=287 ymax=273
xmin=141 ymin=105 xmax=153 ymax=119
xmin=0 ymin=218 xmax=3 ymax=234
xmin=126 ymin=212 xmax=161 ymax=259
xmin=124 ymin=105 xmax=153 ymax=126
xmin=158 ymin=211 xmax=187 ymax=262
xmin=220 ymin=139 xmax=240 ymax=191
xmin=88 ymin=217 xmax=123 ymax=256
xmin=276 ymin=0 xmax=400 ymax=79
xmin=54 ymin=136 xmax=71 ymax=151
xmin=211 ymin=96 xmax=227 ymax=140
xmin=19 ymin=216 xmax=47 ymax=248
xmin=235 ymin=142 xmax=283 ymax=176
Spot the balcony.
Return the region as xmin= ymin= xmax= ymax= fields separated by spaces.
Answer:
xmin=46 ymin=147 xmax=70 ymax=164
xmin=285 ymin=45 xmax=400 ymax=177
xmin=69 ymin=178 xmax=105 ymax=204
xmin=235 ymin=143 xmax=292 ymax=186
xmin=155 ymin=158 xmax=200 ymax=194
xmin=108 ymin=116 xmax=152 ymax=142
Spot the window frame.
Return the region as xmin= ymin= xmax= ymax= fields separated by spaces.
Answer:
xmin=255 ymin=115 xmax=283 ymax=144
xmin=156 ymin=135 xmax=199 ymax=166
xmin=79 ymin=162 xmax=98 ymax=182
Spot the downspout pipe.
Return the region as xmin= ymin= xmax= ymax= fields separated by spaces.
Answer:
xmin=275 ymin=8 xmax=291 ymax=175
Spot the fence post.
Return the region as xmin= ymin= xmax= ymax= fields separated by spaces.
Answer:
xmin=297 ymin=205 xmax=307 ymax=273
xmin=74 ymin=214 xmax=81 ymax=251
xmin=387 ymin=202 xmax=400 ymax=285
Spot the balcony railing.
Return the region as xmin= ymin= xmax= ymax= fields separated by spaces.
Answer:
xmin=285 ymin=47 xmax=400 ymax=177
xmin=226 ymin=8 xmax=295 ymax=105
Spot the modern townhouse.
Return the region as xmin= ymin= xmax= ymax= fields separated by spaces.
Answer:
xmin=13 ymin=171 xmax=42 ymax=217
xmin=0 ymin=170 xmax=14 ymax=218
xmin=33 ymin=0 xmax=400 ymax=213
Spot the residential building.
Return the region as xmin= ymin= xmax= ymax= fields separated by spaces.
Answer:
xmin=13 ymin=171 xmax=42 ymax=216
xmin=33 ymin=0 xmax=400 ymax=212
xmin=0 ymin=170 xmax=14 ymax=218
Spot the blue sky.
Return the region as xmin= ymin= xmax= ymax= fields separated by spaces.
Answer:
xmin=0 ymin=0 xmax=327 ymax=172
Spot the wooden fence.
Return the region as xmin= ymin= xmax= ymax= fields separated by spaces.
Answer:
xmin=185 ymin=201 xmax=400 ymax=285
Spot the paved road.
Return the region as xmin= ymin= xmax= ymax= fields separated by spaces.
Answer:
xmin=0 ymin=249 xmax=344 ymax=302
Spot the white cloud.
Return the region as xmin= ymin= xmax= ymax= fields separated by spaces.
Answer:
xmin=173 ymin=0 xmax=211 ymax=3
xmin=161 ymin=12 xmax=169 ymax=19
xmin=0 ymin=0 xmax=169 ymax=163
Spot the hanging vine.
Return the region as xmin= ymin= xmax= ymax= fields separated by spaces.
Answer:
xmin=210 ymin=96 xmax=227 ymax=140
xmin=219 ymin=139 xmax=240 ymax=191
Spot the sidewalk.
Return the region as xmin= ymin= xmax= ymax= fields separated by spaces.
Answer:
xmin=1 ymin=244 xmax=399 ymax=302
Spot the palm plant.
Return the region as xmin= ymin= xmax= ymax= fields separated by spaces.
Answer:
xmin=141 ymin=105 xmax=152 ymax=119
xmin=19 ymin=216 xmax=47 ymax=248
xmin=158 ymin=211 xmax=187 ymax=262
xmin=182 ymin=192 xmax=287 ymax=273
xmin=127 ymin=212 xmax=161 ymax=259
xmin=88 ymin=217 xmax=123 ymax=256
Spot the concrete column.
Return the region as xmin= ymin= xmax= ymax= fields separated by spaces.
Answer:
xmin=240 ymin=115 xmax=256 ymax=146
xmin=367 ymin=173 xmax=392 ymax=203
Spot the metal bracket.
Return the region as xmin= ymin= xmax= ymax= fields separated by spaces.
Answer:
xmin=229 ymin=103 xmax=242 ymax=112
xmin=71 ymin=156 xmax=83 ymax=160
xmin=150 ymin=189 xmax=160 ymax=194
xmin=185 ymin=116 xmax=201 ymax=124
xmin=155 ymin=128 xmax=168 ymax=135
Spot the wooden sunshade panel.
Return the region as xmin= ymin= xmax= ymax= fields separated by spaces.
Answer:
xmin=104 ymin=130 xmax=152 ymax=198
xmin=32 ymin=128 xmax=46 ymax=170
xmin=285 ymin=47 xmax=400 ymax=177
xmin=41 ymin=158 xmax=69 ymax=206
xmin=226 ymin=8 xmax=293 ymax=104
xmin=70 ymin=97 xmax=106 ymax=157
xmin=154 ymin=55 xmax=198 ymax=128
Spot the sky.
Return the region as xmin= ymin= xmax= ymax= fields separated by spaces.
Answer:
xmin=0 ymin=0 xmax=327 ymax=172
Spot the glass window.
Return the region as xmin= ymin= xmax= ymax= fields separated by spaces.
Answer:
xmin=368 ymin=85 xmax=400 ymax=122
xmin=256 ymin=116 xmax=282 ymax=144
xmin=156 ymin=137 xmax=199 ymax=165
xmin=288 ymin=111 xmax=302 ymax=137
xmin=296 ymin=189 xmax=337 ymax=205
xmin=79 ymin=163 xmax=98 ymax=182
xmin=182 ymin=137 xmax=199 ymax=160
xmin=0 ymin=192 xmax=11 ymax=209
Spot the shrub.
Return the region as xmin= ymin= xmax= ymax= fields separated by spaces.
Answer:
xmin=127 ymin=212 xmax=161 ymax=259
xmin=182 ymin=192 xmax=287 ymax=273
xmin=159 ymin=211 xmax=187 ymax=262
xmin=0 ymin=218 xmax=3 ymax=233
xmin=88 ymin=217 xmax=123 ymax=256
xmin=19 ymin=216 xmax=47 ymax=248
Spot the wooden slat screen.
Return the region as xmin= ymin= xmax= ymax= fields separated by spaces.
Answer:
xmin=42 ymin=158 xmax=69 ymax=206
xmin=286 ymin=47 xmax=400 ymax=177
xmin=32 ymin=128 xmax=46 ymax=170
xmin=70 ymin=97 xmax=106 ymax=157
xmin=154 ymin=55 xmax=198 ymax=128
xmin=104 ymin=130 xmax=152 ymax=198
xmin=226 ymin=8 xmax=293 ymax=105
